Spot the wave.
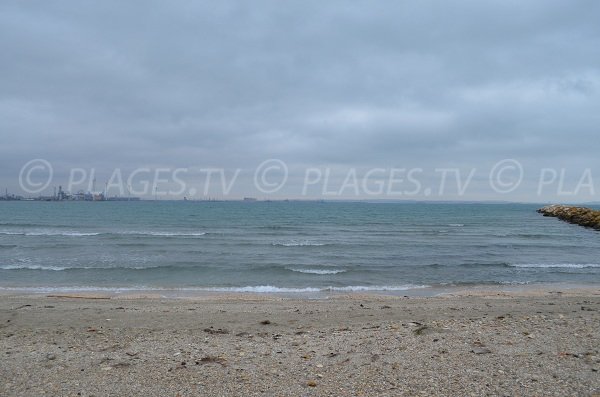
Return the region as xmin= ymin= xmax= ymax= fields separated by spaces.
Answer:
xmin=0 ymin=284 xmax=430 ymax=293
xmin=0 ymin=230 xmax=206 ymax=237
xmin=286 ymin=268 xmax=347 ymax=275
xmin=205 ymin=285 xmax=428 ymax=292
xmin=0 ymin=231 xmax=100 ymax=237
xmin=199 ymin=286 xmax=322 ymax=293
xmin=111 ymin=231 xmax=207 ymax=237
xmin=0 ymin=264 xmax=69 ymax=271
xmin=448 ymin=224 xmax=464 ymax=227
xmin=0 ymin=264 xmax=166 ymax=271
xmin=509 ymin=263 xmax=600 ymax=269
xmin=423 ymin=262 xmax=512 ymax=269
xmin=133 ymin=231 xmax=206 ymax=237
xmin=272 ymin=240 xmax=327 ymax=247
xmin=325 ymin=284 xmax=429 ymax=292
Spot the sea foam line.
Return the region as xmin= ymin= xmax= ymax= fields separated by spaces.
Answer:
xmin=0 ymin=231 xmax=101 ymax=236
xmin=272 ymin=240 xmax=327 ymax=247
xmin=0 ymin=265 xmax=166 ymax=271
xmin=0 ymin=284 xmax=430 ymax=293
xmin=286 ymin=268 xmax=347 ymax=275
xmin=0 ymin=230 xmax=207 ymax=237
xmin=0 ymin=264 xmax=68 ymax=271
xmin=509 ymin=263 xmax=600 ymax=269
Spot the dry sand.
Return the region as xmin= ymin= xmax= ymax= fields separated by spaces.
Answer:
xmin=1 ymin=288 xmax=599 ymax=396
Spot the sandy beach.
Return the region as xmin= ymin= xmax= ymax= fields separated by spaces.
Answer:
xmin=1 ymin=287 xmax=599 ymax=396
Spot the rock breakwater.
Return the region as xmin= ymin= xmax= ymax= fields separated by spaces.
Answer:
xmin=537 ymin=205 xmax=600 ymax=230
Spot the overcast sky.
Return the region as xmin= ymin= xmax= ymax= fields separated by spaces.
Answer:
xmin=1 ymin=1 xmax=599 ymax=200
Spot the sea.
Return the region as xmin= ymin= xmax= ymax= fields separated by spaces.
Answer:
xmin=1 ymin=201 xmax=599 ymax=295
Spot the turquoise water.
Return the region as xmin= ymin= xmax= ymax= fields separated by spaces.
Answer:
xmin=0 ymin=201 xmax=599 ymax=293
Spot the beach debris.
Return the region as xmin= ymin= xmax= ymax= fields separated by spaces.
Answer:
xmin=307 ymin=380 xmax=317 ymax=387
xmin=46 ymin=295 xmax=110 ymax=299
xmin=260 ymin=320 xmax=271 ymax=325
xmin=198 ymin=355 xmax=227 ymax=366
xmin=471 ymin=347 xmax=492 ymax=354
xmin=203 ymin=327 xmax=229 ymax=335
xmin=46 ymin=353 xmax=56 ymax=360
xmin=413 ymin=325 xmax=429 ymax=335
xmin=362 ymin=325 xmax=380 ymax=330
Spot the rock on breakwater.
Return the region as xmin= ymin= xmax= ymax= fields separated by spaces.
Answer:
xmin=537 ymin=205 xmax=600 ymax=230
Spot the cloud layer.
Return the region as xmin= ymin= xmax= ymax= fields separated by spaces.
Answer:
xmin=1 ymin=1 xmax=599 ymax=199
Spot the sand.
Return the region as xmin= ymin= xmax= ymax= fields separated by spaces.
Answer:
xmin=1 ymin=287 xmax=599 ymax=396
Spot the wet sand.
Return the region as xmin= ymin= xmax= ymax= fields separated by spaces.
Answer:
xmin=1 ymin=287 xmax=599 ymax=396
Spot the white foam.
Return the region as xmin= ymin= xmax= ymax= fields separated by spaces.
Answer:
xmin=0 ymin=284 xmax=430 ymax=293
xmin=0 ymin=264 xmax=166 ymax=271
xmin=287 ymin=268 xmax=347 ymax=275
xmin=0 ymin=231 xmax=100 ymax=236
xmin=0 ymin=286 xmax=152 ymax=293
xmin=448 ymin=224 xmax=464 ymax=227
xmin=0 ymin=264 xmax=68 ymax=271
xmin=325 ymin=284 xmax=429 ymax=292
xmin=272 ymin=240 xmax=326 ymax=247
xmin=510 ymin=263 xmax=600 ymax=269
xmin=122 ymin=231 xmax=207 ymax=237
xmin=200 ymin=286 xmax=322 ymax=293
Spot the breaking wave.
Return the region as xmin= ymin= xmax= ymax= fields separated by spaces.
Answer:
xmin=272 ymin=240 xmax=327 ymax=247
xmin=0 ymin=231 xmax=100 ymax=236
xmin=0 ymin=284 xmax=430 ymax=293
xmin=286 ymin=268 xmax=347 ymax=275
xmin=509 ymin=263 xmax=600 ymax=269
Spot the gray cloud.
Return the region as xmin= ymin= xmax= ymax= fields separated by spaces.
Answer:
xmin=1 ymin=1 xmax=599 ymax=200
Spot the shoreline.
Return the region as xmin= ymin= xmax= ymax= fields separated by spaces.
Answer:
xmin=1 ymin=282 xmax=599 ymax=300
xmin=1 ymin=287 xmax=599 ymax=396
